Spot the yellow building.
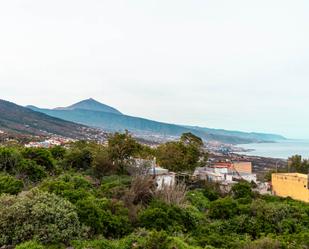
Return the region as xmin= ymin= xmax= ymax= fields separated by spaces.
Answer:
xmin=272 ymin=173 xmax=309 ymax=203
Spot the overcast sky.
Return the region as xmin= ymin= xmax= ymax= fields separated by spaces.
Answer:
xmin=1 ymin=0 xmax=309 ymax=138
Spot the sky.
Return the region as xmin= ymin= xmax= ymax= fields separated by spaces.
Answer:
xmin=1 ymin=0 xmax=309 ymax=139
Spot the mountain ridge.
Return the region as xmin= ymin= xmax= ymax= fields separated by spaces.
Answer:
xmin=0 ymin=99 xmax=106 ymax=140
xmin=26 ymin=98 xmax=286 ymax=144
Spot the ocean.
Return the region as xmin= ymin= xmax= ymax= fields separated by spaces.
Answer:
xmin=236 ymin=139 xmax=309 ymax=159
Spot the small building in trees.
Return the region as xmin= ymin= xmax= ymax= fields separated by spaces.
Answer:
xmin=148 ymin=166 xmax=176 ymax=189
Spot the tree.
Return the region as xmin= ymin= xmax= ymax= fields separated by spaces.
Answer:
xmin=92 ymin=147 xmax=116 ymax=177
xmin=22 ymin=148 xmax=55 ymax=171
xmin=64 ymin=146 xmax=93 ymax=170
xmin=288 ymin=155 xmax=309 ymax=174
xmin=156 ymin=133 xmax=207 ymax=172
xmin=180 ymin=132 xmax=204 ymax=147
xmin=107 ymin=132 xmax=140 ymax=174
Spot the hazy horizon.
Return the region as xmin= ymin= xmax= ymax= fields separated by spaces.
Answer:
xmin=1 ymin=1 xmax=309 ymax=139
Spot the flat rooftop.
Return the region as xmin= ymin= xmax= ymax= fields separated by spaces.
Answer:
xmin=272 ymin=173 xmax=307 ymax=179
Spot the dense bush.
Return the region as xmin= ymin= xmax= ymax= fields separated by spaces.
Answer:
xmin=76 ymin=197 xmax=132 ymax=237
xmin=15 ymin=240 xmax=45 ymax=249
xmin=0 ymin=189 xmax=81 ymax=245
xmin=22 ymin=148 xmax=55 ymax=171
xmin=17 ymin=159 xmax=47 ymax=182
xmin=0 ymin=147 xmax=22 ymax=172
xmin=231 ymin=181 xmax=254 ymax=199
xmin=208 ymin=197 xmax=239 ymax=219
xmin=0 ymin=173 xmax=23 ymax=194
xmin=138 ymin=201 xmax=198 ymax=233
xmin=186 ymin=189 xmax=210 ymax=212
xmin=39 ymin=174 xmax=96 ymax=203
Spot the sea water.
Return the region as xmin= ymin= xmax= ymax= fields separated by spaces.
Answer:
xmin=236 ymin=139 xmax=309 ymax=159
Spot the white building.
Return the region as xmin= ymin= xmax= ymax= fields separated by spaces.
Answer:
xmin=148 ymin=167 xmax=176 ymax=189
xmin=194 ymin=163 xmax=257 ymax=184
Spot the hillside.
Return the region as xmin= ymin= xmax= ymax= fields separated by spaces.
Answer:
xmin=0 ymin=99 xmax=105 ymax=140
xmin=27 ymin=99 xmax=286 ymax=144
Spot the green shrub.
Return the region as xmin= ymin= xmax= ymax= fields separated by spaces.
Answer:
xmin=242 ymin=237 xmax=281 ymax=249
xmin=49 ymin=146 xmax=66 ymax=160
xmin=22 ymin=148 xmax=55 ymax=171
xmin=15 ymin=240 xmax=45 ymax=249
xmin=0 ymin=173 xmax=23 ymax=194
xmin=76 ymin=197 xmax=132 ymax=237
xmin=138 ymin=201 xmax=198 ymax=233
xmin=186 ymin=190 xmax=210 ymax=212
xmin=0 ymin=189 xmax=81 ymax=245
xmin=0 ymin=147 xmax=22 ymax=173
xmin=64 ymin=147 xmax=93 ymax=170
xmin=208 ymin=197 xmax=238 ymax=219
xmin=39 ymin=174 xmax=95 ymax=204
xmin=71 ymin=239 xmax=115 ymax=249
xmin=17 ymin=159 xmax=47 ymax=182
xmin=100 ymin=175 xmax=131 ymax=198
xmin=115 ymin=230 xmax=203 ymax=249
xmin=231 ymin=181 xmax=254 ymax=199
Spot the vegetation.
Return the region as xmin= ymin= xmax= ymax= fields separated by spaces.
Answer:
xmin=0 ymin=132 xmax=308 ymax=249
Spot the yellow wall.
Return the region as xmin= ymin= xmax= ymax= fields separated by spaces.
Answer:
xmin=233 ymin=162 xmax=252 ymax=174
xmin=272 ymin=173 xmax=309 ymax=203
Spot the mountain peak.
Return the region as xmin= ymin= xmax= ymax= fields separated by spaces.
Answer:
xmin=54 ymin=98 xmax=122 ymax=115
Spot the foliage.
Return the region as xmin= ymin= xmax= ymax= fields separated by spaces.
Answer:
xmin=39 ymin=173 xmax=96 ymax=204
xmin=0 ymin=189 xmax=81 ymax=245
xmin=22 ymin=147 xmax=55 ymax=171
xmin=186 ymin=189 xmax=210 ymax=212
xmin=100 ymin=175 xmax=132 ymax=199
xmin=64 ymin=144 xmax=93 ymax=170
xmin=138 ymin=201 xmax=198 ymax=233
xmin=208 ymin=197 xmax=239 ymax=219
xmin=242 ymin=237 xmax=281 ymax=249
xmin=15 ymin=241 xmax=45 ymax=249
xmin=75 ymin=197 xmax=132 ymax=238
xmin=50 ymin=146 xmax=66 ymax=160
xmin=17 ymin=159 xmax=47 ymax=182
xmin=107 ymin=131 xmax=141 ymax=174
xmin=231 ymin=181 xmax=254 ymax=199
xmin=288 ymin=155 xmax=309 ymax=174
xmin=0 ymin=173 xmax=23 ymax=195
xmin=0 ymin=147 xmax=22 ymax=173
xmin=92 ymin=146 xmax=116 ymax=177
xmin=156 ymin=134 xmax=207 ymax=172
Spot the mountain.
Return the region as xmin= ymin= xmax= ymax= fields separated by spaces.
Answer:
xmin=27 ymin=98 xmax=286 ymax=144
xmin=185 ymin=126 xmax=286 ymax=142
xmin=54 ymin=98 xmax=122 ymax=114
xmin=0 ymin=99 xmax=105 ymax=140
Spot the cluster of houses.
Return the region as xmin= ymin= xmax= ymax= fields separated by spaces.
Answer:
xmin=193 ymin=161 xmax=257 ymax=184
xmin=144 ymin=159 xmax=259 ymax=191
xmin=25 ymin=137 xmax=75 ymax=148
xmin=149 ymin=159 xmax=309 ymax=203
